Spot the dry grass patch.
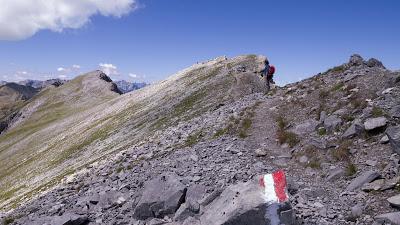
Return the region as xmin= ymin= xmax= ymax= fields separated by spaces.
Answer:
xmin=275 ymin=115 xmax=299 ymax=147
xmin=331 ymin=141 xmax=352 ymax=161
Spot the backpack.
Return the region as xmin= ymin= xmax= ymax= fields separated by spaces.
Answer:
xmin=269 ymin=66 xmax=276 ymax=75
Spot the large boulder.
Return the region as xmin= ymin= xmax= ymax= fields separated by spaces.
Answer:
xmin=387 ymin=194 xmax=400 ymax=208
xmin=200 ymin=180 xmax=295 ymax=225
xmin=389 ymin=105 xmax=400 ymax=118
xmin=375 ymin=212 xmax=400 ymax=225
xmin=348 ymin=54 xmax=364 ymax=67
xmin=323 ymin=115 xmax=342 ymax=132
xmin=342 ymin=121 xmax=364 ymax=139
xmin=386 ymin=126 xmax=400 ymax=155
xmin=174 ymin=185 xmax=206 ymax=221
xmin=50 ymin=213 xmax=88 ymax=225
xmin=133 ymin=173 xmax=187 ymax=220
xmin=293 ymin=119 xmax=319 ymax=136
xmin=346 ymin=171 xmax=381 ymax=192
xmin=364 ymin=117 xmax=387 ymax=131
xmin=366 ymin=58 xmax=385 ymax=69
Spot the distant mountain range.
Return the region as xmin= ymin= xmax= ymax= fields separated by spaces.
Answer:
xmin=18 ymin=79 xmax=67 ymax=89
xmin=114 ymin=80 xmax=148 ymax=93
xmin=0 ymin=79 xmax=147 ymax=94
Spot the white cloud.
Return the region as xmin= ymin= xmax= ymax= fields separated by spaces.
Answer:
xmin=0 ymin=0 xmax=137 ymax=41
xmin=14 ymin=72 xmax=27 ymax=81
xmin=57 ymin=64 xmax=81 ymax=73
xmin=128 ymin=73 xmax=138 ymax=78
xmin=72 ymin=64 xmax=81 ymax=69
xmin=99 ymin=63 xmax=118 ymax=76
xmin=58 ymin=74 xmax=68 ymax=79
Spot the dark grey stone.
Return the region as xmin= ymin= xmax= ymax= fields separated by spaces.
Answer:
xmin=323 ymin=115 xmax=342 ymax=132
xmin=50 ymin=213 xmax=88 ymax=225
xmin=386 ymin=126 xmax=400 ymax=155
xmin=133 ymin=173 xmax=187 ymax=220
xmin=375 ymin=212 xmax=400 ymax=225
xmin=342 ymin=122 xmax=364 ymax=139
xmin=346 ymin=171 xmax=381 ymax=192
xmin=326 ymin=168 xmax=345 ymax=182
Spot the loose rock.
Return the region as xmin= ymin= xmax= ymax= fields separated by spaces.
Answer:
xmin=133 ymin=173 xmax=187 ymax=220
xmin=364 ymin=117 xmax=387 ymax=131
xmin=346 ymin=171 xmax=381 ymax=192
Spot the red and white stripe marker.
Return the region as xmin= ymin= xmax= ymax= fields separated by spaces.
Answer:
xmin=259 ymin=170 xmax=289 ymax=203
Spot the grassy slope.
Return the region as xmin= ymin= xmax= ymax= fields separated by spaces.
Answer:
xmin=0 ymin=55 xmax=262 ymax=209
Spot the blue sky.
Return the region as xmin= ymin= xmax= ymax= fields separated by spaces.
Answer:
xmin=0 ymin=0 xmax=399 ymax=85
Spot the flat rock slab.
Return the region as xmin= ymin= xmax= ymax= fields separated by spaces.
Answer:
xmin=200 ymin=179 xmax=294 ymax=225
xmin=364 ymin=117 xmax=387 ymax=131
xmin=388 ymin=194 xmax=400 ymax=208
xmin=50 ymin=213 xmax=88 ymax=225
xmin=346 ymin=171 xmax=381 ymax=192
xmin=133 ymin=173 xmax=187 ymax=220
xmin=293 ymin=119 xmax=319 ymax=135
xmin=375 ymin=212 xmax=400 ymax=225
xmin=362 ymin=179 xmax=385 ymax=192
xmin=326 ymin=168 xmax=344 ymax=182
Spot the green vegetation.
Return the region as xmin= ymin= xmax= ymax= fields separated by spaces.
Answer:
xmin=345 ymin=83 xmax=357 ymax=91
xmin=349 ymin=94 xmax=367 ymax=110
xmin=212 ymin=102 xmax=260 ymax=139
xmin=295 ymin=146 xmax=322 ymax=169
xmin=278 ymin=131 xmax=299 ymax=147
xmin=237 ymin=102 xmax=260 ymax=138
xmin=308 ymin=159 xmax=321 ymax=169
xmin=342 ymin=114 xmax=355 ymax=122
xmin=213 ymin=127 xmax=230 ymax=138
xmin=238 ymin=118 xmax=252 ymax=138
xmin=331 ymin=82 xmax=345 ymax=92
xmin=152 ymin=117 xmax=169 ymax=130
xmin=275 ymin=115 xmax=299 ymax=147
xmin=116 ymin=164 xmax=124 ymax=173
xmin=2 ymin=216 xmax=14 ymax=225
xmin=346 ymin=163 xmax=358 ymax=176
xmin=319 ymin=90 xmax=329 ymax=100
xmin=317 ymin=127 xmax=327 ymax=136
xmin=175 ymin=91 xmax=205 ymax=115
xmin=185 ymin=131 xmax=203 ymax=147
xmin=325 ymin=65 xmax=345 ymax=74
xmin=371 ymin=106 xmax=385 ymax=118
xmin=0 ymin=185 xmax=26 ymax=202
xmin=49 ymin=124 xmax=112 ymax=167
xmin=276 ymin=115 xmax=287 ymax=130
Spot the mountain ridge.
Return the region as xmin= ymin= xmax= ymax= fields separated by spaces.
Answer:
xmin=1 ymin=54 xmax=400 ymax=224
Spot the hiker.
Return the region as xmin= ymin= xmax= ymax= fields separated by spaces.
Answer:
xmin=261 ymin=60 xmax=276 ymax=93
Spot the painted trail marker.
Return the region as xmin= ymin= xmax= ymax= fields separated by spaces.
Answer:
xmin=259 ymin=170 xmax=289 ymax=203
xmin=259 ymin=170 xmax=290 ymax=225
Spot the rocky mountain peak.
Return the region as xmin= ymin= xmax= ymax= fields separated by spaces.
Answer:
xmin=346 ymin=54 xmax=385 ymax=69
xmin=77 ymin=70 xmax=122 ymax=95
